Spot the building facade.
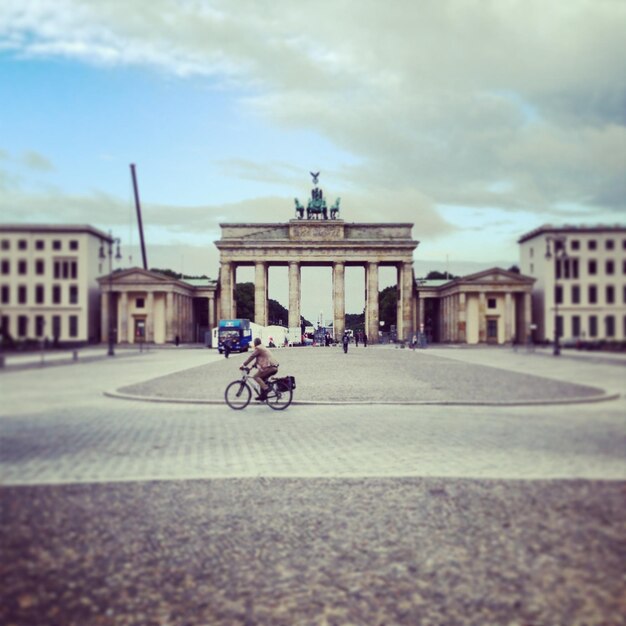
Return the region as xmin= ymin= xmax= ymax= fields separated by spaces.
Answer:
xmin=518 ymin=225 xmax=626 ymax=343
xmin=416 ymin=268 xmax=535 ymax=345
xmin=0 ymin=224 xmax=113 ymax=345
xmin=98 ymin=268 xmax=217 ymax=344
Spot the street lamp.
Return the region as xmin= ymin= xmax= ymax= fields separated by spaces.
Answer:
xmin=99 ymin=235 xmax=122 ymax=356
xmin=544 ymin=235 xmax=567 ymax=356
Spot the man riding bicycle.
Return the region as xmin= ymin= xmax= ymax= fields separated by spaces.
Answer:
xmin=240 ymin=337 xmax=279 ymax=401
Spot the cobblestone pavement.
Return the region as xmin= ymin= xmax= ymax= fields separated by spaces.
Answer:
xmin=1 ymin=347 xmax=625 ymax=625
xmin=114 ymin=345 xmax=610 ymax=405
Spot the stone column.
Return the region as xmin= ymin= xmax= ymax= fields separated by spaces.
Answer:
xmin=101 ymin=290 xmax=110 ymax=342
xmin=478 ymin=291 xmax=487 ymax=343
xmin=120 ymin=291 xmax=129 ymax=343
xmin=523 ymin=292 xmax=532 ymax=343
xmin=458 ymin=292 xmax=466 ymax=343
xmin=208 ymin=294 xmax=216 ymax=330
xmin=366 ymin=261 xmax=379 ymax=343
xmin=333 ymin=262 xmax=345 ymax=340
xmin=219 ymin=261 xmax=234 ymax=321
xmin=166 ymin=291 xmax=174 ymax=342
xmin=399 ymin=262 xmax=414 ymax=341
xmin=146 ymin=291 xmax=154 ymax=342
xmin=505 ymin=292 xmax=513 ymax=344
xmin=254 ymin=261 xmax=268 ymax=326
xmin=288 ymin=261 xmax=301 ymax=330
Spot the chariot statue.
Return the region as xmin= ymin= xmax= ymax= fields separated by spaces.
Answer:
xmin=294 ymin=172 xmax=341 ymax=220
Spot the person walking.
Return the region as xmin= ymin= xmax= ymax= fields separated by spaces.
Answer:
xmin=355 ymin=332 xmax=359 ymax=347
xmin=223 ymin=337 xmax=232 ymax=359
xmin=363 ymin=332 xmax=368 ymax=347
xmin=240 ymin=338 xmax=279 ymax=401
xmin=342 ymin=332 xmax=349 ymax=354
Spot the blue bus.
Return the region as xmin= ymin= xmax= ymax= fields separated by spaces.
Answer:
xmin=218 ymin=319 xmax=253 ymax=353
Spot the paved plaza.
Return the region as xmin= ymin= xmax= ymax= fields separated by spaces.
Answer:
xmin=1 ymin=345 xmax=625 ymax=625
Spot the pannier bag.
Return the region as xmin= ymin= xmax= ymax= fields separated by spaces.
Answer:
xmin=278 ymin=376 xmax=296 ymax=390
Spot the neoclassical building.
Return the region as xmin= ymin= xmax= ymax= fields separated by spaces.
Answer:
xmin=416 ymin=268 xmax=535 ymax=344
xmin=98 ymin=268 xmax=217 ymax=344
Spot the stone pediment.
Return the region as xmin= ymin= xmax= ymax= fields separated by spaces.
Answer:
xmin=460 ymin=267 xmax=534 ymax=284
xmin=104 ymin=268 xmax=173 ymax=284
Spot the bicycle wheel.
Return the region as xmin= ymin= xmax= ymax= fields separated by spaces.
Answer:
xmin=266 ymin=380 xmax=293 ymax=411
xmin=225 ymin=380 xmax=252 ymax=410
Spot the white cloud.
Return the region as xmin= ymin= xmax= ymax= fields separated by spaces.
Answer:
xmin=1 ymin=0 xmax=624 ymax=223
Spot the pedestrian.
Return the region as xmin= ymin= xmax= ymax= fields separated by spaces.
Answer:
xmin=175 ymin=334 xmax=180 ymax=347
xmin=355 ymin=332 xmax=359 ymax=347
xmin=411 ymin=334 xmax=417 ymax=350
xmin=342 ymin=332 xmax=349 ymax=354
xmin=240 ymin=337 xmax=279 ymax=401
xmin=223 ymin=337 xmax=231 ymax=358
xmin=363 ymin=332 xmax=368 ymax=347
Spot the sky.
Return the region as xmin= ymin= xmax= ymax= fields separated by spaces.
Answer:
xmin=1 ymin=0 xmax=624 ymax=321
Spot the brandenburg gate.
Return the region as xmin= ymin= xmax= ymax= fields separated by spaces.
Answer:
xmin=215 ymin=220 xmax=418 ymax=343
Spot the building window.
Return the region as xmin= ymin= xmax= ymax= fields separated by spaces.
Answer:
xmin=623 ymin=239 xmax=626 ymax=250
xmin=136 ymin=297 xmax=145 ymax=308
xmin=605 ymin=239 xmax=614 ymax=250
xmin=606 ymin=285 xmax=615 ymax=304
xmin=571 ymin=285 xmax=580 ymax=304
xmin=529 ymin=263 xmax=534 ymax=273
xmin=54 ymin=260 xmax=78 ymax=279
xmin=623 ymin=285 xmax=626 ymax=304
xmin=589 ymin=315 xmax=598 ymax=337
xmin=588 ymin=285 xmax=597 ymax=304
xmin=571 ymin=240 xmax=580 ymax=250
xmin=69 ymin=240 xmax=79 ymax=251
xmin=36 ymin=240 xmax=45 ymax=250
xmin=18 ymin=260 xmax=27 ymax=275
xmin=52 ymin=285 xmax=61 ymax=304
xmin=555 ymin=285 xmax=563 ymax=304
xmin=623 ymin=260 xmax=626 ymax=274
xmin=487 ymin=298 xmax=497 ymax=309
xmin=530 ymin=247 xmax=534 ymax=258
xmin=35 ymin=285 xmax=45 ymax=304
xmin=35 ymin=315 xmax=45 ymax=337
xmin=1 ymin=260 xmax=9 ymax=274
xmin=52 ymin=315 xmax=61 ymax=340
xmin=1 ymin=240 xmax=9 ymax=250
xmin=556 ymin=316 xmax=563 ymax=338
xmin=69 ymin=315 xmax=78 ymax=338
xmin=588 ymin=259 xmax=597 ymax=275
xmin=18 ymin=315 xmax=28 ymax=337
xmin=588 ymin=240 xmax=597 ymax=250
xmin=69 ymin=285 xmax=78 ymax=304
xmin=605 ymin=315 xmax=615 ymax=337
xmin=606 ymin=260 xmax=615 ymax=275
xmin=18 ymin=285 xmax=27 ymax=304
xmin=18 ymin=240 xmax=27 ymax=250
xmin=52 ymin=240 xmax=62 ymax=250
xmin=1 ymin=315 xmax=9 ymax=334
xmin=572 ymin=315 xmax=581 ymax=337
xmin=1 ymin=285 xmax=9 ymax=304
xmin=35 ymin=259 xmax=45 ymax=275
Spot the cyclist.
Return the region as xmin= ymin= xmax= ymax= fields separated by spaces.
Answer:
xmin=240 ymin=337 xmax=279 ymax=401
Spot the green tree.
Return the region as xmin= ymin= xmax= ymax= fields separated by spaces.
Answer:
xmin=378 ymin=285 xmax=397 ymax=330
xmin=425 ymin=270 xmax=457 ymax=280
xmin=235 ymin=282 xmax=255 ymax=320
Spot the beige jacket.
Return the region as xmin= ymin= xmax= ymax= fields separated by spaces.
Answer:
xmin=244 ymin=345 xmax=279 ymax=371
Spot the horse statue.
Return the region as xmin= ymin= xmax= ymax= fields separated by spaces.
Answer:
xmin=330 ymin=197 xmax=341 ymax=219
xmin=307 ymin=196 xmax=327 ymax=219
xmin=294 ymin=198 xmax=305 ymax=219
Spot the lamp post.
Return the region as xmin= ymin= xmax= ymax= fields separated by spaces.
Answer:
xmin=544 ymin=235 xmax=567 ymax=356
xmin=100 ymin=235 xmax=122 ymax=356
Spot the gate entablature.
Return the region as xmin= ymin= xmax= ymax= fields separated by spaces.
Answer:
xmin=215 ymin=220 xmax=419 ymax=342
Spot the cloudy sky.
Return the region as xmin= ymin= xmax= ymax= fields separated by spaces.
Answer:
xmin=1 ymin=0 xmax=624 ymax=318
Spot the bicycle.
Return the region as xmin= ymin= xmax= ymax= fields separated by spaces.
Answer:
xmin=224 ymin=366 xmax=295 ymax=410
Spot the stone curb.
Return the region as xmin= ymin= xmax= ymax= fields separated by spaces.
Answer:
xmin=103 ymin=389 xmax=620 ymax=407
